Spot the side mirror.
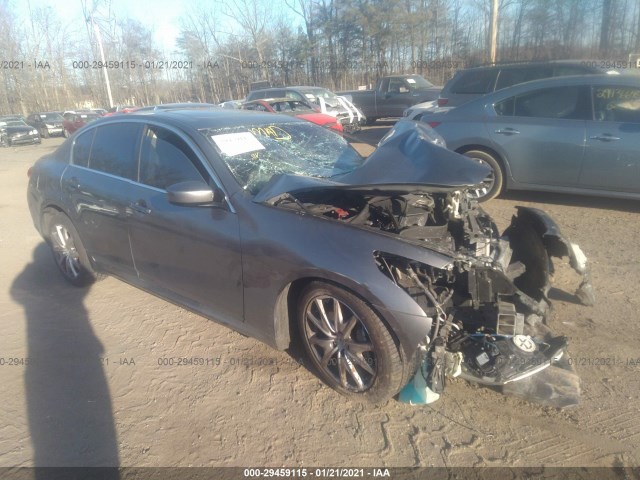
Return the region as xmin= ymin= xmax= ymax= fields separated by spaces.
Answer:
xmin=167 ymin=181 xmax=225 ymax=207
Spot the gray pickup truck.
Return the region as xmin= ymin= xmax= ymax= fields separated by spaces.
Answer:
xmin=340 ymin=74 xmax=441 ymax=124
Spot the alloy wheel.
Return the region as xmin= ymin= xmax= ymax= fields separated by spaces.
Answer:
xmin=50 ymin=224 xmax=82 ymax=280
xmin=303 ymin=295 xmax=377 ymax=392
xmin=466 ymin=157 xmax=496 ymax=199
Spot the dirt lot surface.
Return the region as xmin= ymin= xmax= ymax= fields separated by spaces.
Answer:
xmin=1 ymin=131 xmax=640 ymax=470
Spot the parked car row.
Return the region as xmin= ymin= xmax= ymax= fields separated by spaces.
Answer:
xmin=333 ymin=60 xmax=639 ymax=203
xmin=403 ymin=60 xmax=621 ymax=120
xmin=0 ymin=115 xmax=41 ymax=146
xmin=1 ymin=108 xmax=111 ymax=147
xmin=245 ymin=86 xmax=366 ymax=132
xmin=241 ymin=98 xmax=344 ymax=134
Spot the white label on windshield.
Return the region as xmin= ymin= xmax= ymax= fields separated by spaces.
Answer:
xmin=211 ymin=132 xmax=265 ymax=156
xmin=406 ymin=78 xmax=416 ymax=84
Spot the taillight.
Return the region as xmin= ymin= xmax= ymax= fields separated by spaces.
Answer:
xmin=427 ymin=121 xmax=441 ymax=128
xmin=437 ymin=98 xmax=448 ymax=107
xmin=27 ymin=166 xmax=33 ymax=178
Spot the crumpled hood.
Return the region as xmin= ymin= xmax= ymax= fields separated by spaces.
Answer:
xmin=254 ymin=123 xmax=490 ymax=203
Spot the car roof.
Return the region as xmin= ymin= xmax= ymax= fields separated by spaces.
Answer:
xmin=495 ymin=73 xmax=639 ymax=90
xmin=461 ymin=60 xmax=601 ymax=71
xmin=438 ymin=74 xmax=640 ymax=115
xmin=245 ymin=98 xmax=310 ymax=104
xmin=252 ymin=86 xmax=331 ymax=93
xmin=97 ymin=108 xmax=307 ymax=130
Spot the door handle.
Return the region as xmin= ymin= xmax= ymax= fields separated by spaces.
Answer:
xmin=494 ymin=128 xmax=520 ymax=135
xmin=128 ymin=200 xmax=151 ymax=215
xmin=589 ymin=134 xmax=620 ymax=142
xmin=66 ymin=176 xmax=81 ymax=190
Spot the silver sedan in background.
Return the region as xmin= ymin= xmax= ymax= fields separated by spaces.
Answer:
xmin=419 ymin=74 xmax=640 ymax=201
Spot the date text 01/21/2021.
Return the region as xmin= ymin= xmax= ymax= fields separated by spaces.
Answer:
xmin=243 ymin=468 xmax=391 ymax=477
xmin=70 ymin=60 xmax=195 ymax=69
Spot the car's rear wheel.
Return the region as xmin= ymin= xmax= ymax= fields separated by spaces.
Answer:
xmin=460 ymin=149 xmax=504 ymax=202
xmin=45 ymin=211 xmax=100 ymax=287
xmin=297 ymin=281 xmax=405 ymax=404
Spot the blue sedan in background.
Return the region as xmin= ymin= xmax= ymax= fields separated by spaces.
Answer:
xmin=419 ymin=74 xmax=640 ymax=201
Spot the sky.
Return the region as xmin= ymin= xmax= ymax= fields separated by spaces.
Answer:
xmin=13 ymin=0 xmax=221 ymax=53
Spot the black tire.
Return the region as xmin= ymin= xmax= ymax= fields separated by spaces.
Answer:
xmin=45 ymin=211 xmax=101 ymax=287
xmin=460 ymin=149 xmax=504 ymax=202
xmin=40 ymin=128 xmax=49 ymax=139
xmin=297 ymin=281 xmax=405 ymax=404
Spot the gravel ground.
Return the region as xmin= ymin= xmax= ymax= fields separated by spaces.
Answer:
xmin=1 ymin=132 xmax=639 ymax=470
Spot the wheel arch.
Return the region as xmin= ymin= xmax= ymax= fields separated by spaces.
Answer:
xmin=39 ymin=204 xmax=66 ymax=238
xmin=455 ymin=144 xmax=512 ymax=185
xmin=273 ymin=276 xmax=415 ymax=367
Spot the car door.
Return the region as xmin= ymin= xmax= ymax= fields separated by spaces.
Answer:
xmin=488 ymin=85 xmax=589 ymax=186
xmin=579 ymin=84 xmax=640 ymax=193
xmin=376 ymin=78 xmax=413 ymax=117
xmin=61 ymin=123 xmax=142 ymax=277
xmin=127 ymin=123 xmax=244 ymax=325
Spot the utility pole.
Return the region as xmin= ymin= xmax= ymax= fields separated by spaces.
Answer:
xmin=89 ymin=16 xmax=114 ymax=108
xmin=489 ymin=0 xmax=499 ymax=64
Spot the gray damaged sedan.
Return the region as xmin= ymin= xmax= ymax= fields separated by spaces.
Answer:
xmin=27 ymin=110 xmax=595 ymax=405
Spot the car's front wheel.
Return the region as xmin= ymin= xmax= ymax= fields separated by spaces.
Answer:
xmin=297 ymin=281 xmax=405 ymax=404
xmin=460 ymin=149 xmax=504 ymax=202
xmin=45 ymin=211 xmax=100 ymax=287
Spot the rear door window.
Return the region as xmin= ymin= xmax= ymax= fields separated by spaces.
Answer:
xmin=496 ymin=86 xmax=591 ymax=120
xmin=72 ymin=128 xmax=96 ymax=167
xmin=451 ymin=70 xmax=498 ymax=94
xmin=495 ymin=66 xmax=552 ymax=90
xmin=88 ymin=123 xmax=142 ymax=180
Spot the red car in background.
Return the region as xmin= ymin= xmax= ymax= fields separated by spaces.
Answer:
xmin=241 ymin=98 xmax=343 ymax=134
xmin=103 ymin=106 xmax=139 ymax=116
xmin=62 ymin=111 xmax=101 ymax=137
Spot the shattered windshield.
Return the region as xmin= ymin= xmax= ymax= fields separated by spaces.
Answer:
xmin=201 ymin=121 xmax=364 ymax=195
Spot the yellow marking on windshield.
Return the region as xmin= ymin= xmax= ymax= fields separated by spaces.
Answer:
xmin=250 ymin=126 xmax=292 ymax=141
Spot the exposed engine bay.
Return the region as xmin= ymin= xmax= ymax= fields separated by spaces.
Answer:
xmin=271 ymin=188 xmax=596 ymax=407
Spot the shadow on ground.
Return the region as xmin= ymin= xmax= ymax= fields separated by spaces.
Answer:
xmin=501 ymin=190 xmax=640 ymax=213
xmin=9 ymin=243 xmax=119 ymax=477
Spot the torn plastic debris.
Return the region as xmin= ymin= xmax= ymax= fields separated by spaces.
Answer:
xmin=398 ymin=362 xmax=441 ymax=405
xmin=501 ymin=361 xmax=581 ymax=408
xmin=399 ymin=351 xmax=462 ymax=405
xmin=513 ymin=207 xmax=596 ymax=307
xmin=398 ymin=334 xmax=574 ymax=407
